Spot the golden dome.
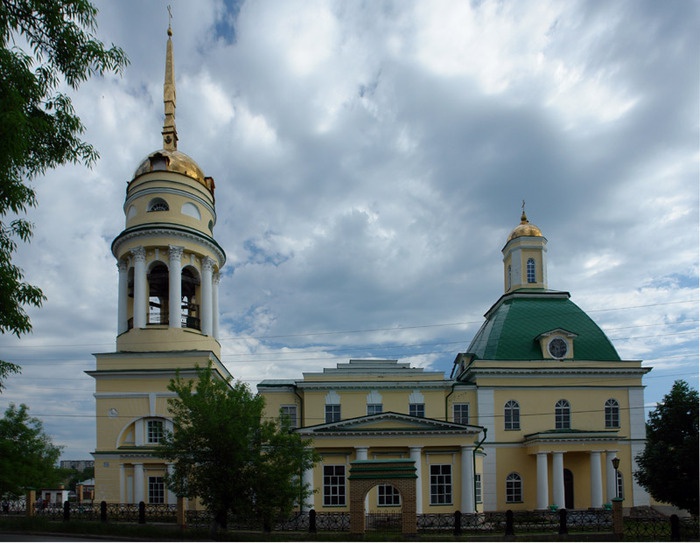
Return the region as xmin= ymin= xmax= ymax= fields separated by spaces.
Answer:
xmin=133 ymin=149 xmax=213 ymax=192
xmin=507 ymin=210 xmax=543 ymax=241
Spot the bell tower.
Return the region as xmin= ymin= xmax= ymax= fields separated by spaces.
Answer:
xmin=89 ymin=24 xmax=231 ymax=504
xmin=502 ymin=205 xmax=548 ymax=293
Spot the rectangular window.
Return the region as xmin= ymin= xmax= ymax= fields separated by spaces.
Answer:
xmin=377 ymin=484 xmax=401 ymax=506
xmin=429 ymin=464 xmax=452 ymax=505
xmin=325 ymin=404 xmax=341 ymax=424
xmin=280 ymin=405 xmax=298 ymax=428
xmin=453 ymin=403 xmax=469 ymax=424
xmin=323 ymin=465 xmax=346 ymax=506
xmin=147 ymin=420 xmax=164 ymax=444
xmin=475 ymin=474 xmax=482 ymax=504
xmin=367 ymin=403 xmax=383 ymax=416
xmin=409 ymin=403 xmax=425 ymax=417
xmin=148 ymin=476 xmax=165 ymax=504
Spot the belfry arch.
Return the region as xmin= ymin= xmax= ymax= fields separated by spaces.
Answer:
xmin=348 ymin=459 xmax=417 ymax=536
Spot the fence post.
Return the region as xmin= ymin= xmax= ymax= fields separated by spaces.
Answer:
xmin=309 ymin=509 xmax=316 ymax=533
xmin=26 ymin=490 xmax=36 ymax=518
xmin=612 ymin=497 xmax=623 ymax=540
xmin=138 ymin=501 xmax=146 ymax=524
xmin=176 ymin=496 xmax=186 ymax=529
xmin=505 ymin=509 xmax=515 ymax=536
xmin=100 ymin=501 xmax=107 ymax=523
xmin=558 ymin=508 xmax=568 ymax=535
xmin=63 ymin=500 xmax=70 ymax=522
xmin=670 ymin=514 xmax=680 ymax=542
xmin=454 ymin=510 xmax=462 ymax=536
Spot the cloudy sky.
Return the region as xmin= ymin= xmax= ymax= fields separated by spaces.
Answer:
xmin=0 ymin=0 xmax=697 ymax=461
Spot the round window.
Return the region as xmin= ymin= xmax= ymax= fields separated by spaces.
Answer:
xmin=548 ymin=337 xmax=568 ymax=359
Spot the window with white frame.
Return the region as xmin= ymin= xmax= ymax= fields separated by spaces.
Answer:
xmin=504 ymin=400 xmax=520 ymax=430
xmin=475 ymin=473 xmax=482 ymax=504
xmin=409 ymin=403 xmax=425 ymax=417
xmin=148 ymin=476 xmax=165 ymax=504
xmin=429 ymin=464 xmax=452 ymax=505
xmin=366 ymin=390 xmax=383 ymax=416
xmin=377 ymin=484 xmax=401 ymax=506
xmin=323 ymin=465 xmax=346 ymax=506
xmin=605 ymin=398 xmax=620 ymax=428
xmin=279 ymin=405 xmax=298 ymax=428
xmin=147 ymin=419 xmax=164 ymax=444
xmin=453 ymin=403 xmax=469 ymax=424
xmin=505 ymin=472 xmax=522 ymax=503
xmin=527 ymin=258 xmax=536 ymax=283
xmin=325 ymin=404 xmax=341 ymax=423
xmin=555 ymin=399 xmax=571 ymax=430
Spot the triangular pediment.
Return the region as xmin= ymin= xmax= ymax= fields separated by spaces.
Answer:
xmin=296 ymin=411 xmax=483 ymax=437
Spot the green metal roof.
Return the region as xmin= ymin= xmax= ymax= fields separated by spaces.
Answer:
xmin=466 ymin=290 xmax=621 ymax=361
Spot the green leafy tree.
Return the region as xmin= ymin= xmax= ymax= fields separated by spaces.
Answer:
xmin=634 ymin=380 xmax=699 ymax=515
xmin=0 ymin=403 xmax=63 ymax=498
xmin=160 ymin=364 xmax=317 ymax=532
xmin=0 ymin=0 xmax=128 ymax=381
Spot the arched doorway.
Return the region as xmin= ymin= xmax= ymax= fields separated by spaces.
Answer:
xmin=564 ymin=469 xmax=574 ymax=509
xmin=348 ymin=459 xmax=417 ymax=536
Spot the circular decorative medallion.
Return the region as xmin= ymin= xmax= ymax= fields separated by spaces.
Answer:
xmin=548 ymin=337 xmax=568 ymax=359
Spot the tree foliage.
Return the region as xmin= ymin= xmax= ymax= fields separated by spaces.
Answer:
xmin=160 ymin=364 xmax=317 ymax=532
xmin=0 ymin=0 xmax=128 ymax=379
xmin=0 ymin=403 xmax=63 ymax=498
xmin=634 ymin=380 xmax=699 ymax=515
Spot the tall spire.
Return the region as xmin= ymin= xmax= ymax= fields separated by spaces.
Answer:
xmin=162 ymin=9 xmax=178 ymax=151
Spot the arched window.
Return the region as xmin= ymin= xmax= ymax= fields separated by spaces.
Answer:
xmin=504 ymin=400 xmax=520 ymax=430
xmin=181 ymin=202 xmax=201 ymax=219
xmin=527 ymin=258 xmax=536 ymax=283
xmin=147 ymin=197 xmax=169 ymax=212
xmin=605 ymin=399 xmax=620 ymax=428
xmin=555 ymin=399 xmax=571 ymax=429
xmin=147 ymin=263 xmax=169 ymax=325
xmin=505 ymin=472 xmax=523 ymax=503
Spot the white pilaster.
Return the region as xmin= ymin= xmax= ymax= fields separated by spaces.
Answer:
xmin=461 ymin=445 xmax=475 ymax=513
xmin=120 ymin=463 xmax=126 ymax=503
xmin=168 ymin=246 xmax=183 ymax=328
xmin=132 ymin=247 xmax=147 ymax=329
xmin=410 ymin=446 xmax=423 ymax=514
xmin=536 ymin=452 xmax=549 ymax=510
xmin=201 ymin=257 xmax=213 ymax=336
xmin=133 ymin=463 xmax=144 ymax=504
xmin=552 ymin=451 xmax=565 ymax=509
xmin=605 ymin=451 xmax=618 ymax=504
xmin=117 ymin=260 xmax=128 ymax=334
xmin=213 ymin=272 xmax=220 ymax=339
xmin=590 ymin=450 xmax=603 ymax=508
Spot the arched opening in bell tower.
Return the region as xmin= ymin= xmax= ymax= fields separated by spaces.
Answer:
xmin=181 ymin=266 xmax=201 ymax=330
xmin=147 ymin=263 xmax=169 ymax=325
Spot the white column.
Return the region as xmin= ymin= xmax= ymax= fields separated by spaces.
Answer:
xmin=590 ymin=450 xmax=604 ymax=508
xmin=410 ymin=446 xmax=423 ymax=514
xmin=606 ymin=451 xmax=618 ymax=503
xmin=120 ymin=463 xmax=126 ymax=503
xmin=552 ymin=451 xmax=565 ymax=509
xmin=536 ymin=452 xmax=549 ymax=510
xmin=213 ymin=272 xmax=220 ymax=339
xmin=302 ymin=456 xmax=314 ymax=511
xmin=117 ymin=260 xmax=128 ymax=334
xmin=461 ymin=445 xmax=475 ymax=513
xmin=168 ymin=246 xmax=183 ymax=328
xmin=166 ymin=464 xmax=177 ymax=505
xmin=131 ymin=247 xmax=147 ymax=329
xmin=133 ymin=463 xmax=144 ymax=504
xmin=201 ymin=257 xmax=213 ymax=336
xmin=355 ymin=447 xmax=368 ymax=513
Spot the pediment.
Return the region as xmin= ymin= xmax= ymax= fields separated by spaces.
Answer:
xmin=296 ymin=411 xmax=483 ymax=437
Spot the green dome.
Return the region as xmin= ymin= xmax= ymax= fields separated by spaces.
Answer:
xmin=466 ymin=290 xmax=621 ymax=361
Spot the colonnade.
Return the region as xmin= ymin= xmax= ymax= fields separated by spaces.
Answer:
xmin=117 ymin=245 xmax=220 ymax=338
xmin=122 ymin=463 xmax=176 ymax=505
xmin=535 ymin=450 xmax=619 ymax=509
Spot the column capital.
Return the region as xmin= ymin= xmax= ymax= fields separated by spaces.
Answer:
xmin=168 ymin=245 xmax=184 ymax=260
xmin=202 ymin=256 xmax=214 ymax=272
xmin=131 ymin=246 xmax=146 ymax=261
xmin=117 ymin=259 xmax=128 ymax=272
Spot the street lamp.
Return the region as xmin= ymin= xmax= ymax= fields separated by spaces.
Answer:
xmin=611 ymin=457 xmax=621 ymax=499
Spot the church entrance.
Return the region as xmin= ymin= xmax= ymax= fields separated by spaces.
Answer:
xmin=564 ymin=469 xmax=574 ymax=509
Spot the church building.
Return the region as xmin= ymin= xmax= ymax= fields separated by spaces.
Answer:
xmin=89 ymin=26 xmax=651 ymax=514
